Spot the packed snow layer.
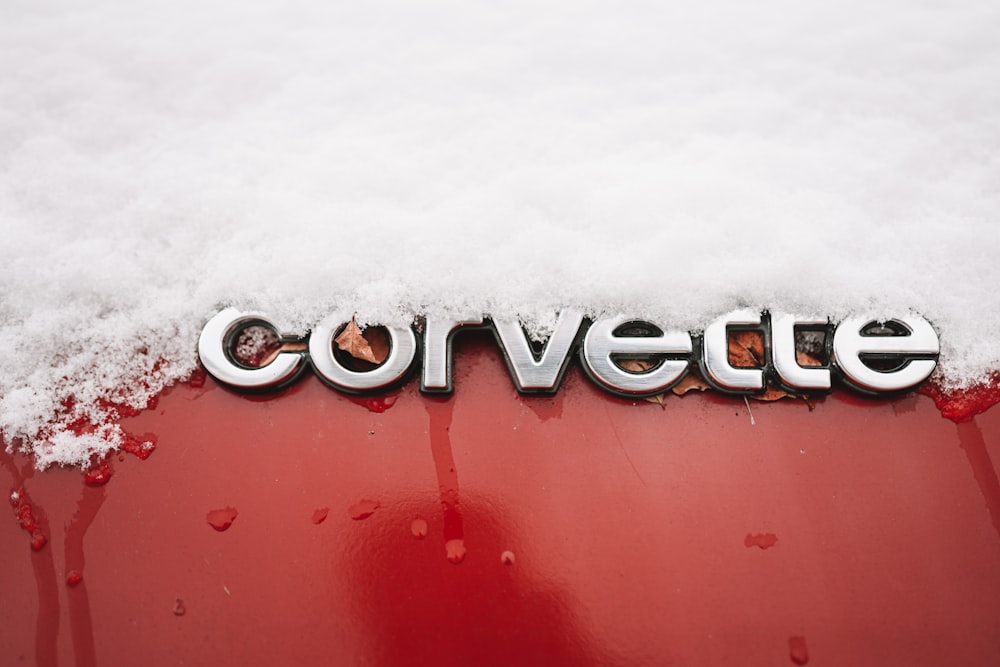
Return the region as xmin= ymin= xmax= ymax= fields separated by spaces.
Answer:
xmin=2 ymin=1 xmax=999 ymax=467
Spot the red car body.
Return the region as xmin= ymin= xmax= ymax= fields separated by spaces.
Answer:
xmin=2 ymin=333 xmax=999 ymax=666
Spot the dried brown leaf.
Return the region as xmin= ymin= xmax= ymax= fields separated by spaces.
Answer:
xmin=616 ymin=359 xmax=668 ymax=407
xmin=751 ymin=386 xmax=797 ymax=402
xmin=796 ymin=350 xmax=824 ymax=367
xmin=618 ymin=359 xmax=654 ymax=373
xmin=335 ymin=318 xmax=388 ymax=364
xmin=365 ymin=328 xmax=390 ymax=364
xmin=729 ymin=330 xmax=764 ymax=368
xmin=642 ymin=393 xmax=666 ymax=408
xmin=671 ymin=373 xmax=711 ymax=396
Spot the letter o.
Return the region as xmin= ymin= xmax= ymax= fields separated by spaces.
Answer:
xmin=309 ymin=320 xmax=418 ymax=393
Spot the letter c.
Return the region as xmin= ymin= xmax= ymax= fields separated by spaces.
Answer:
xmin=198 ymin=307 xmax=307 ymax=390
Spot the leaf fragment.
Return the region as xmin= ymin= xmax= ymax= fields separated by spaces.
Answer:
xmin=618 ymin=359 xmax=653 ymax=373
xmin=366 ymin=328 xmax=390 ymax=364
xmin=642 ymin=393 xmax=666 ymax=408
xmin=615 ymin=359 xmax=667 ymax=408
xmin=796 ymin=349 xmax=824 ymax=367
xmin=671 ymin=373 xmax=711 ymax=396
xmin=728 ymin=330 xmax=764 ymax=367
xmin=751 ymin=386 xmax=798 ymax=402
xmin=335 ymin=317 xmax=389 ymax=364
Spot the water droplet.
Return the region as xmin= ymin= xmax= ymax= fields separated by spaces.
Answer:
xmin=349 ymin=394 xmax=399 ymax=413
xmin=10 ymin=488 xmax=47 ymax=550
xmin=66 ymin=570 xmax=83 ymax=586
xmin=348 ymin=499 xmax=380 ymax=520
xmin=84 ymin=461 xmax=114 ymax=486
xmin=188 ymin=367 xmax=206 ymax=388
xmin=501 ymin=550 xmax=515 ymax=566
xmin=30 ymin=531 xmax=47 ymax=551
xmin=122 ymin=432 xmax=157 ymax=460
xmin=206 ymin=506 xmax=238 ymax=531
xmin=410 ymin=518 xmax=428 ymax=539
xmin=173 ymin=598 xmax=186 ymax=616
xmin=744 ymin=533 xmax=778 ymax=549
xmin=445 ymin=538 xmax=466 ymax=564
xmin=788 ymin=635 xmax=809 ymax=664
xmin=311 ymin=507 xmax=330 ymax=525
xmin=367 ymin=396 xmax=397 ymax=413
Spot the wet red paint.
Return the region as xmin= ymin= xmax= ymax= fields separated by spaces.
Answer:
xmin=206 ymin=506 xmax=239 ymax=531
xmin=444 ymin=538 xmax=466 ymax=564
xmin=30 ymin=531 xmax=48 ymax=551
xmin=83 ymin=459 xmax=114 ymax=486
xmin=189 ymin=366 xmax=206 ymax=388
xmin=956 ymin=421 xmax=1000 ymax=538
xmin=1 ymin=452 xmax=60 ymax=664
xmin=10 ymin=487 xmax=47 ymax=551
xmin=789 ymin=636 xmax=809 ymax=665
xmin=348 ymin=499 xmax=379 ymax=520
xmin=2 ymin=334 xmax=1000 ymax=666
xmin=173 ymin=599 xmax=186 ymax=616
xmin=745 ymin=533 xmax=779 ymax=549
xmin=121 ymin=431 xmax=157 ymax=460
xmin=64 ymin=483 xmax=107 ymax=667
xmin=63 ymin=397 xmax=96 ymax=438
xmin=427 ymin=398 xmax=465 ymax=564
xmin=96 ymin=397 xmax=142 ymax=420
xmin=524 ymin=392 xmax=564 ymax=422
xmin=921 ymin=375 xmax=1000 ymax=423
xmin=348 ymin=394 xmax=398 ymax=413
xmin=311 ymin=507 xmax=330 ymax=524
xmin=66 ymin=570 xmax=82 ymax=586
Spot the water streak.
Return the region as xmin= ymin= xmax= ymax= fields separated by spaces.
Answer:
xmin=957 ymin=420 xmax=1000 ymax=539
xmin=425 ymin=399 xmax=465 ymax=563
xmin=64 ymin=485 xmax=107 ymax=667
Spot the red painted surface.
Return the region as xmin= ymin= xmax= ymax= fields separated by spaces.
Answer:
xmin=2 ymin=333 xmax=1000 ymax=666
xmin=206 ymin=507 xmax=239 ymax=532
xmin=920 ymin=374 xmax=1000 ymax=423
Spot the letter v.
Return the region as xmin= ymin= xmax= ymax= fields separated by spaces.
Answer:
xmin=493 ymin=311 xmax=585 ymax=393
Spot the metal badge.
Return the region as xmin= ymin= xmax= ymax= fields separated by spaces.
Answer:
xmin=197 ymin=307 xmax=307 ymax=390
xmin=581 ymin=316 xmax=692 ymax=396
xmin=421 ymin=316 xmax=485 ymax=393
xmin=771 ymin=314 xmax=831 ymax=391
xmin=309 ymin=319 xmax=418 ymax=394
xmin=833 ymin=315 xmax=939 ymax=392
xmin=702 ymin=310 xmax=765 ymax=391
xmin=492 ymin=311 xmax=584 ymax=393
xmin=197 ymin=308 xmax=940 ymax=398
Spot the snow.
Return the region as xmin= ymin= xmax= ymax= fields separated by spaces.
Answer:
xmin=2 ymin=0 xmax=999 ymax=467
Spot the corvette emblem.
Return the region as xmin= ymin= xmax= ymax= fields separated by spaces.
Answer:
xmin=199 ymin=308 xmax=939 ymax=398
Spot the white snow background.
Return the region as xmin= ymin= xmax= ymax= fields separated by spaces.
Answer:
xmin=2 ymin=0 xmax=999 ymax=467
